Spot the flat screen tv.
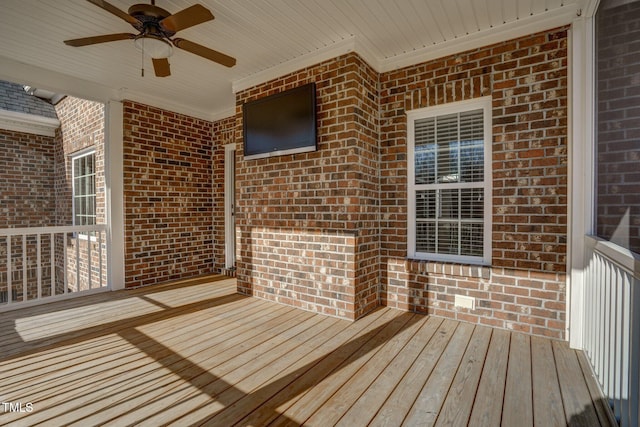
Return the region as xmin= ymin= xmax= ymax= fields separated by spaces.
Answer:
xmin=243 ymin=82 xmax=317 ymax=160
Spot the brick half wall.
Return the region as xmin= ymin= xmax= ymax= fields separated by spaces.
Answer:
xmin=235 ymin=53 xmax=380 ymax=320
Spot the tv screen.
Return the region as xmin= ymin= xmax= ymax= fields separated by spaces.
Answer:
xmin=243 ymin=83 xmax=317 ymax=160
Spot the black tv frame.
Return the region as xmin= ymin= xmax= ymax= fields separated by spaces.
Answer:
xmin=242 ymin=82 xmax=317 ymax=160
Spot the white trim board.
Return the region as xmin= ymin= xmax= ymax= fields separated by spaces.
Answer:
xmin=406 ymin=96 xmax=493 ymax=266
xmin=0 ymin=109 xmax=60 ymax=137
xmin=380 ymin=7 xmax=577 ymax=72
xmin=105 ymin=100 xmax=125 ymax=291
xmin=224 ymin=143 xmax=237 ymax=270
xmin=232 ymin=6 xmax=578 ymax=94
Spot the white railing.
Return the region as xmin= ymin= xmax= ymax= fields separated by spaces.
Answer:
xmin=0 ymin=225 xmax=108 ymax=311
xmin=584 ymin=236 xmax=640 ymax=426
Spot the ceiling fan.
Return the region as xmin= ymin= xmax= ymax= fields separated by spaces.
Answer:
xmin=64 ymin=0 xmax=236 ymax=77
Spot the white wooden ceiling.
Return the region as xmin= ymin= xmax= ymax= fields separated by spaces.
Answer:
xmin=0 ymin=0 xmax=581 ymax=120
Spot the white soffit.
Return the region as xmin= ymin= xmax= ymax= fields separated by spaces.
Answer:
xmin=378 ymin=6 xmax=578 ymax=72
xmin=0 ymin=0 xmax=581 ymax=120
xmin=232 ymin=5 xmax=578 ymax=94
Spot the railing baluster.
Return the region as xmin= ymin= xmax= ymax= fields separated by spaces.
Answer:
xmin=50 ymin=233 xmax=55 ymax=296
xmin=22 ymin=234 xmax=26 ymax=302
xmin=585 ymin=257 xmax=593 ymax=360
xmin=99 ymin=231 xmax=103 ymax=289
xmin=64 ymin=232 xmax=68 ymax=295
xmin=600 ymin=254 xmax=611 ymax=396
xmin=36 ymin=233 xmax=42 ymax=300
xmin=620 ymin=273 xmax=631 ymax=425
xmin=7 ymin=236 xmax=11 ymax=304
xmin=595 ymin=253 xmax=603 ymax=385
xmin=88 ymin=232 xmax=92 ymax=290
xmin=75 ymin=232 xmax=80 ymax=293
xmin=612 ymin=266 xmax=621 ymax=421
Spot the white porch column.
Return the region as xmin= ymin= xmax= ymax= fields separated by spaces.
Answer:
xmin=106 ymin=101 xmax=125 ymax=290
xmin=569 ymin=15 xmax=595 ymax=349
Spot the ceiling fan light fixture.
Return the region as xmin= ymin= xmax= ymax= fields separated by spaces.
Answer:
xmin=134 ymin=35 xmax=173 ymax=59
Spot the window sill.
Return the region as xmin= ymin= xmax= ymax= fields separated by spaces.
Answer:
xmin=405 ymin=258 xmax=491 ymax=279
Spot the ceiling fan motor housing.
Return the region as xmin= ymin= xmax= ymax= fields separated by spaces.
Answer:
xmin=128 ymin=4 xmax=176 ymax=37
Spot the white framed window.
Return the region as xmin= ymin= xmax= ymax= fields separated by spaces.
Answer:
xmin=71 ymin=149 xmax=97 ymax=235
xmin=407 ymin=97 xmax=492 ymax=265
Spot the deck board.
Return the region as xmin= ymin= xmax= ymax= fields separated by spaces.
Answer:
xmin=553 ymin=340 xmax=602 ymax=426
xmin=304 ymin=314 xmax=425 ymax=426
xmin=0 ymin=275 xmax=612 ymax=426
xmin=502 ymin=332 xmax=533 ymax=427
xmin=370 ymin=318 xmax=458 ymax=427
xmin=467 ymin=328 xmax=510 ymax=427
xmin=434 ymin=325 xmax=492 ymax=426
xmin=403 ymin=322 xmax=475 ymax=426
xmin=335 ymin=316 xmax=443 ymax=427
xmin=531 ymin=335 xmax=566 ymax=427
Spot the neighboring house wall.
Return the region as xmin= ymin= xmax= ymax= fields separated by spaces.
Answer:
xmin=235 ymin=53 xmax=380 ymax=320
xmin=0 ymin=93 xmax=106 ymax=300
xmin=122 ymin=101 xmax=216 ymax=287
xmin=595 ymin=1 xmax=640 ymax=253
xmin=230 ymin=26 xmax=569 ymax=337
xmin=0 ymin=129 xmax=56 ymax=227
xmin=0 ymin=128 xmax=56 ymax=300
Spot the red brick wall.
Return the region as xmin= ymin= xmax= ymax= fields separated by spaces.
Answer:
xmin=232 ymin=28 xmax=569 ymax=336
xmin=122 ymin=101 xmax=215 ymax=287
xmin=0 ymin=129 xmax=56 ymax=228
xmin=54 ymin=96 xmax=105 ymax=227
xmin=235 ymin=53 xmax=380 ymax=320
xmin=54 ymin=96 xmax=107 ymax=293
xmin=380 ymin=27 xmax=569 ymax=338
xmin=0 ymin=129 xmax=56 ymax=301
xmin=0 ymin=96 xmax=107 ymax=300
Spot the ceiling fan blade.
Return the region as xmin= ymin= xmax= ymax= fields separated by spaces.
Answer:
xmin=64 ymin=33 xmax=135 ymax=47
xmin=159 ymin=4 xmax=214 ymax=33
xmin=152 ymin=58 xmax=171 ymax=77
xmin=173 ymin=38 xmax=236 ymax=67
xmin=86 ymin=0 xmax=141 ymax=26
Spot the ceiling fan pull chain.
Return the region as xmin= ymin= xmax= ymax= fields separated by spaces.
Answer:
xmin=141 ymin=37 xmax=145 ymax=77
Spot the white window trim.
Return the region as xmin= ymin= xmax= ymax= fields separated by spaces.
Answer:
xmin=407 ymin=96 xmax=492 ymax=265
xmin=71 ymin=148 xmax=97 ymax=241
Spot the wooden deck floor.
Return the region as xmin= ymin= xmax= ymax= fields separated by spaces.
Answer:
xmin=0 ymin=275 xmax=614 ymax=426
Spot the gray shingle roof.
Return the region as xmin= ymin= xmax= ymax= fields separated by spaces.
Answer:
xmin=0 ymin=80 xmax=58 ymax=119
